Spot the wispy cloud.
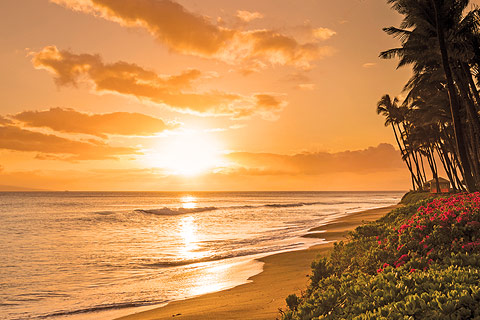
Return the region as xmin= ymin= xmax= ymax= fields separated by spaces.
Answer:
xmin=50 ymin=0 xmax=334 ymax=68
xmin=236 ymin=10 xmax=263 ymax=22
xmin=311 ymin=27 xmax=337 ymax=41
xmin=13 ymin=107 xmax=177 ymax=138
xmin=0 ymin=124 xmax=137 ymax=160
xmin=295 ymin=83 xmax=316 ymax=91
xmin=32 ymin=46 xmax=286 ymax=118
xmin=362 ymin=62 xmax=376 ymax=68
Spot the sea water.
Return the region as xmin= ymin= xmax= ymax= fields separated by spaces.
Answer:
xmin=0 ymin=191 xmax=403 ymax=320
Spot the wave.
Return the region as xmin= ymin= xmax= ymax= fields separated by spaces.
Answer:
xmin=264 ymin=202 xmax=313 ymax=208
xmin=262 ymin=201 xmax=350 ymax=208
xmin=143 ymin=242 xmax=304 ymax=268
xmin=134 ymin=206 xmax=217 ymax=216
xmin=98 ymin=201 xmax=355 ymax=218
xmin=93 ymin=210 xmax=116 ymax=215
xmin=36 ymin=299 xmax=164 ymax=320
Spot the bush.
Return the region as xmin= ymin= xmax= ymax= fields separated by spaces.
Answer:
xmin=400 ymin=190 xmax=433 ymax=205
xmin=282 ymin=193 xmax=480 ymax=320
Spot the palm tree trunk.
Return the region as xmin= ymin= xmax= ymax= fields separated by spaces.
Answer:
xmin=420 ymin=155 xmax=427 ymax=183
xmin=398 ymin=122 xmax=423 ymax=188
xmin=436 ymin=142 xmax=457 ymax=190
xmin=432 ymin=0 xmax=477 ymax=191
xmin=392 ymin=124 xmax=418 ymax=189
xmin=453 ymin=68 xmax=480 ymax=137
xmin=462 ymin=62 xmax=480 ymax=113
xmin=426 ymin=147 xmax=440 ymax=193
xmin=430 ymin=148 xmax=441 ymax=193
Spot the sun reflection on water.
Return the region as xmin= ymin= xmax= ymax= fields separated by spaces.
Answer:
xmin=181 ymin=196 xmax=197 ymax=209
xmin=188 ymin=263 xmax=232 ymax=296
xmin=177 ymin=194 xmax=234 ymax=297
xmin=179 ymin=216 xmax=199 ymax=256
xmin=179 ymin=215 xmax=211 ymax=262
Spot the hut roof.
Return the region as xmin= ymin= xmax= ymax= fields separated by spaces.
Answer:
xmin=425 ymin=177 xmax=450 ymax=184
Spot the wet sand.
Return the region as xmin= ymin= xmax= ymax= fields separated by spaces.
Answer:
xmin=116 ymin=205 xmax=398 ymax=320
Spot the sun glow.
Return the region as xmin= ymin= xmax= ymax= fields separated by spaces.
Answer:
xmin=144 ymin=132 xmax=226 ymax=176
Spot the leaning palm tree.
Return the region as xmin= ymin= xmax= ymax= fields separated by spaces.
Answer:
xmin=377 ymin=94 xmax=421 ymax=189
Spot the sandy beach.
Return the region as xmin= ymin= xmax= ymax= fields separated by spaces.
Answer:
xmin=116 ymin=205 xmax=398 ymax=320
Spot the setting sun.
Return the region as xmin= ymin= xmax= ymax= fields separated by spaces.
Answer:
xmin=144 ymin=132 xmax=226 ymax=176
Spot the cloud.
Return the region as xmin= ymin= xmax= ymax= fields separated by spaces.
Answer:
xmin=289 ymin=23 xmax=336 ymax=43
xmin=225 ymin=143 xmax=404 ymax=175
xmin=233 ymin=94 xmax=287 ymax=119
xmin=362 ymin=62 xmax=376 ymax=68
xmin=13 ymin=107 xmax=176 ymax=138
xmin=0 ymin=124 xmax=138 ymax=160
xmin=284 ymin=72 xmax=312 ymax=83
xmin=311 ymin=27 xmax=337 ymax=41
xmin=295 ymin=83 xmax=316 ymax=91
xmin=50 ymin=0 xmax=334 ymax=68
xmin=0 ymin=144 xmax=410 ymax=191
xmin=236 ymin=10 xmax=263 ymax=22
xmin=0 ymin=116 xmax=12 ymax=125
xmin=32 ymin=46 xmax=286 ymax=118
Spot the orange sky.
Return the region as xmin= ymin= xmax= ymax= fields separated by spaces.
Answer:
xmin=0 ymin=0 xmax=427 ymax=191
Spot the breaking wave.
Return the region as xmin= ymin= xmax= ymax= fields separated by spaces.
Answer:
xmin=132 ymin=201 xmax=352 ymax=216
xmin=37 ymin=300 xmax=164 ymax=320
xmin=142 ymin=242 xmax=304 ymax=268
xmin=134 ymin=206 xmax=218 ymax=215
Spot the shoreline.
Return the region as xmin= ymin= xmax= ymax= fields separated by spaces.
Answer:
xmin=115 ymin=204 xmax=399 ymax=320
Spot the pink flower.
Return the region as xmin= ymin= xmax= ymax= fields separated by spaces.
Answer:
xmin=399 ymin=254 xmax=409 ymax=261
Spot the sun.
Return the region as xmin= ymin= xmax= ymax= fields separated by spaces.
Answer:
xmin=144 ymin=132 xmax=226 ymax=176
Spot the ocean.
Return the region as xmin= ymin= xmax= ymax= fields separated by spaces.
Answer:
xmin=0 ymin=191 xmax=403 ymax=320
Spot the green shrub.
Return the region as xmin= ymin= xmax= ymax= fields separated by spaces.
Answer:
xmin=400 ymin=190 xmax=433 ymax=205
xmin=286 ymin=294 xmax=300 ymax=311
xmin=282 ymin=193 xmax=480 ymax=319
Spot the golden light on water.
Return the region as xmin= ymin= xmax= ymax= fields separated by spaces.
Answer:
xmin=188 ymin=263 xmax=233 ymax=296
xmin=179 ymin=216 xmax=210 ymax=261
xmin=181 ymin=196 xmax=197 ymax=209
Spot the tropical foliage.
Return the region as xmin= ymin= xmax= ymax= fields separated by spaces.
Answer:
xmin=281 ymin=193 xmax=480 ymax=319
xmin=376 ymin=0 xmax=480 ymax=192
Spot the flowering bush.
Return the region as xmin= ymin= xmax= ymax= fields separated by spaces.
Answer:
xmin=282 ymin=193 xmax=480 ymax=320
xmin=378 ymin=193 xmax=480 ymax=271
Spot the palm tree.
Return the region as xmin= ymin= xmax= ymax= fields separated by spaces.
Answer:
xmin=377 ymin=94 xmax=421 ymax=190
xmin=430 ymin=0 xmax=477 ymax=191
xmin=380 ymin=0 xmax=480 ymax=191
